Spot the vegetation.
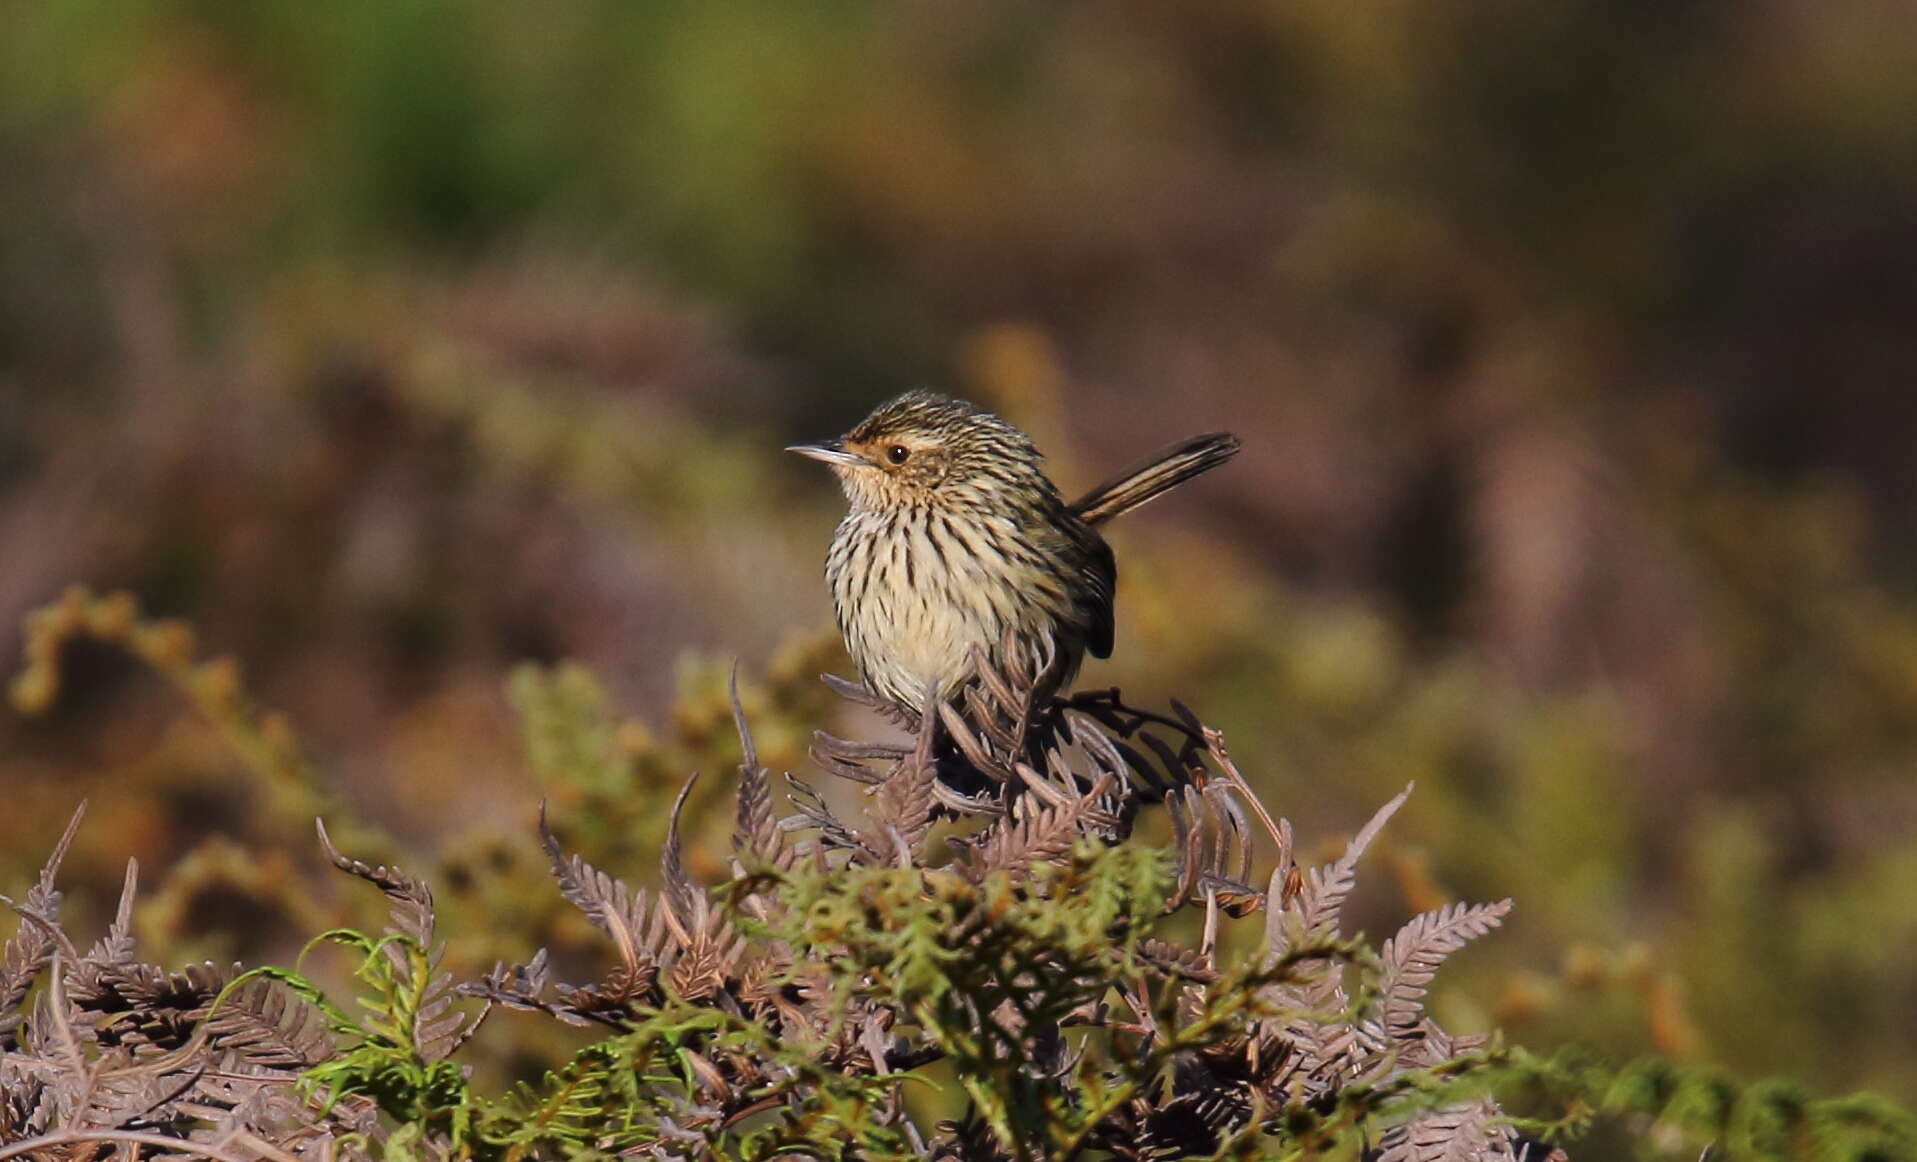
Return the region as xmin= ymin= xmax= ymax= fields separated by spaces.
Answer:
xmin=5 ymin=593 xmax=1915 ymax=1159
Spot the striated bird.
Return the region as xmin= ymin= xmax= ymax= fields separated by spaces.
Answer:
xmin=788 ymin=390 xmax=1239 ymax=711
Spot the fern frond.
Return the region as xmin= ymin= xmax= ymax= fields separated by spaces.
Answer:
xmin=658 ymin=773 xmax=706 ymax=949
xmin=961 ymin=772 xmax=1115 ymax=880
xmin=867 ymin=686 xmax=944 ymax=862
xmin=1373 ymin=900 xmax=1514 ymax=1048
xmin=315 ymin=819 xmax=435 ymax=948
xmin=201 ymin=976 xmax=335 ymax=1070
xmin=537 ymin=805 xmax=661 ymax=983
xmin=729 ymin=668 xmax=794 ymax=875
xmin=67 ymin=860 xmax=139 ymax=1010
xmin=1290 ymin=782 xmax=1412 ymax=950
xmin=0 ymin=804 xmax=84 ymax=1041
xmin=1378 ymin=1098 xmax=1518 ymax=1162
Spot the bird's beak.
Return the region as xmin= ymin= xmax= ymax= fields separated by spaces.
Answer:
xmin=785 ymin=438 xmax=866 ymax=467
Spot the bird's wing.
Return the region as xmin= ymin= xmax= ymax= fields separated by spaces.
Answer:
xmin=1084 ymin=536 xmax=1116 ymax=659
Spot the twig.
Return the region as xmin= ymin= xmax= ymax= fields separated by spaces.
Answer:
xmin=0 ymin=1130 xmax=275 ymax=1162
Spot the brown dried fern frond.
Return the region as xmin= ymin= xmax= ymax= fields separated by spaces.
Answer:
xmin=799 ymin=631 xmax=1286 ymax=890
xmin=315 ymin=819 xmax=436 ymax=949
xmin=198 ymin=977 xmax=335 ymax=1071
xmin=1371 ymin=899 xmax=1514 ymax=1050
xmin=1379 ymin=1097 xmax=1521 ymax=1162
xmin=728 ymin=668 xmax=796 ymax=878
xmin=537 ymin=804 xmax=667 ymax=988
xmin=0 ymin=804 xmax=84 ymax=1045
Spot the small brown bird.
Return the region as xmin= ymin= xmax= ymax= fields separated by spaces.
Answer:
xmin=789 ymin=391 xmax=1239 ymax=710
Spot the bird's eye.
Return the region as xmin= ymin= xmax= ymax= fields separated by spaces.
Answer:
xmin=886 ymin=444 xmax=910 ymax=465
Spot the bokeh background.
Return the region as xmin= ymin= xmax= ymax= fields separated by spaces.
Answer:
xmin=4 ymin=0 xmax=1917 ymax=1108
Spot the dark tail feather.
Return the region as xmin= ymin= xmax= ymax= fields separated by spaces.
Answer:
xmin=1069 ymin=432 xmax=1241 ymax=526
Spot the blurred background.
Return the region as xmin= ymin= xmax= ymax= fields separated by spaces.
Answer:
xmin=4 ymin=0 xmax=1916 ymax=1106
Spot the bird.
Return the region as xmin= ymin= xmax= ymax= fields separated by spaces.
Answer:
xmin=788 ymin=390 xmax=1240 ymax=713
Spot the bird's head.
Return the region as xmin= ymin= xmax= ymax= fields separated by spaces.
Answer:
xmin=788 ymin=391 xmax=1048 ymax=513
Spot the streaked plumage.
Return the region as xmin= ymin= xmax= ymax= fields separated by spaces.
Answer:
xmin=789 ymin=391 xmax=1239 ymax=709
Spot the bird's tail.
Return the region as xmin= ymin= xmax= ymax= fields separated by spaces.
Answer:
xmin=1069 ymin=432 xmax=1241 ymax=526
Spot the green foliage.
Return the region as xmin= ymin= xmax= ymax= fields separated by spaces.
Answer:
xmin=1493 ymin=1051 xmax=1917 ymax=1162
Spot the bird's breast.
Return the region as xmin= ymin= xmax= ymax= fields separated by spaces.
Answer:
xmin=826 ymin=505 xmax=1083 ymax=703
